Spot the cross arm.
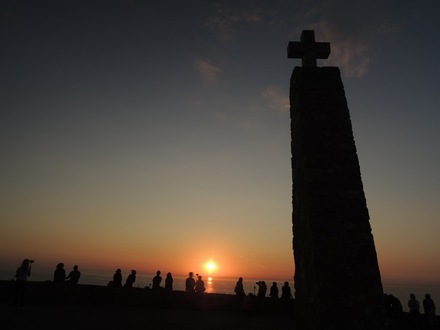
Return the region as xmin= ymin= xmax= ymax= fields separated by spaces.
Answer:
xmin=287 ymin=41 xmax=331 ymax=59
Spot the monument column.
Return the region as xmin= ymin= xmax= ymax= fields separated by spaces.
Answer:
xmin=289 ymin=30 xmax=386 ymax=330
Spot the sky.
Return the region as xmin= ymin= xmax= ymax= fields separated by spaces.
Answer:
xmin=0 ymin=0 xmax=439 ymax=285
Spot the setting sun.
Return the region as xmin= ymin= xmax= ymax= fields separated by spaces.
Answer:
xmin=205 ymin=261 xmax=217 ymax=274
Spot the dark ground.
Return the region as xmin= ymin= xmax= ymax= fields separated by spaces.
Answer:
xmin=1 ymin=303 xmax=296 ymax=330
xmin=0 ymin=281 xmax=438 ymax=330
xmin=0 ymin=281 xmax=295 ymax=330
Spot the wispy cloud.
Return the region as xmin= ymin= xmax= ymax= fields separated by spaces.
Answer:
xmin=205 ymin=3 xmax=264 ymax=44
xmin=318 ymin=21 xmax=372 ymax=78
xmin=262 ymin=86 xmax=289 ymax=112
xmin=194 ymin=59 xmax=221 ymax=84
xmin=288 ymin=1 xmax=405 ymax=78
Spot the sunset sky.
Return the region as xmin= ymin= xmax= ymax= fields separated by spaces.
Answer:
xmin=1 ymin=1 xmax=439 ymax=285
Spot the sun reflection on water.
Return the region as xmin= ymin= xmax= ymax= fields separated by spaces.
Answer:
xmin=205 ymin=276 xmax=213 ymax=293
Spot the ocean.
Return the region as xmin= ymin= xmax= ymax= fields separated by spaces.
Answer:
xmin=1 ymin=269 xmax=438 ymax=313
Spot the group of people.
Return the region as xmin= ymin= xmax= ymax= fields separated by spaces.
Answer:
xmin=407 ymin=293 xmax=437 ymax=328
xmin=151 ymin=270 xmax=174 ymax=290
xmin=108 ymin=269 xmax=137 ymax=288
xmin=234 ymin=278 xmax=293 ymax=300
xmin=108 ymin=270 xmax=294 ymax=300
xmin=384 ymin=292 xmax=437 ymax=316
xmin=11 ymin=258 xmax=438 ymax=323
xmin=109 ymin=269 xmax=205 ymax=293
xmin=184 ymin=272 xmax=205 ymax=294
xmin=53 ymin=263 xmax=81 ymax=285
xmin=108 ymin=269 xmax=174 ymax=290
xmin=407 ymin=293 xmax=436 ymax=316
xmin=12 ymin=259 xmax=82 ymax=307
xmin=11 ymin=259 xmax=293 ymax=302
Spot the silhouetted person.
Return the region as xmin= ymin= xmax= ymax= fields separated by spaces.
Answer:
xmin=408 ymin=293 xmax=420 ymax=314
xmin=281 ymin=281 xmax=293 ymax=300
xmin=256 ymin=281 xmax=267 ymax=298
xmin=152 ymin=270 xmax=162 ymax=290
xmin=194 ymin=275 xmax=205 ymax=294
xmin=13 ymin=259 xmax=32 ymax=307
xmin=124 ymin=270 xmax=136 ymax=288
xmin=185 ymin=272 xmax=195 ymax=293
xmin=234 ymin=277 xmax=245 ymax=298
xmin=423 ymin=293 xmax=437 ymax=329
xmin=53 ymin=263 xmax=66 ymax=284
xmin=66 ymin=265 xmax=81 ymax=285
xmin=108 ymin=268 xmax=122 ymax=288
xmin=423 ymin=293 xmax=436 ymax=315
xmin=408 ymin=293 xmax=420 ymax=328
xmin=112 ymin=269 xmax=123 ymax=287
xmin=269 ymin=282 xmax=279 ymax=299
xmin=165 ymin=272 xmax=173 ymax=291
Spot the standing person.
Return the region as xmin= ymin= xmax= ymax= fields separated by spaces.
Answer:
xmin=14 ymin=259 xmax=33 ymax=307
xmin=256 ymin=281 xmax=267 ymax=298
xmin=194 ymin=275 xmax=205 ymax=294
xmin=423 ymin=293 xmax=436 ymax=315
xmin=423 ymin=293 xmax=437 ymax=329
xmin=124 ymin=270 xmax=136 ymax=288
xmin=269 ymin=282 xmax=279 ymax=299
xmin=234 ymin=277 xmax=245 ymax=298
xmin=53 ymin=263 xmax=66 ymax=284
xmin=281 ymin=281 xmax=293 ymax=300
xmin=408 ymin=293 xmax=420 ymax=328
xmin=112 ymin=269 xmax=123 ymax=287
xmin=66 ymin=265 xmax=81 ymax=285
xmin=164 ymin=272 xmax=173 ymax=291
xmin=185 ymin=272 xmax=195 ymax=293
xmin=408 ymin=294 xmax=420 ymax=314
xmin=152 ymin=270 xmax=162 ymax=290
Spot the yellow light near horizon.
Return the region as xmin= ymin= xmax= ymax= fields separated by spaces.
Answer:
xmin=205 ymin=261 xmax=217 ymax=274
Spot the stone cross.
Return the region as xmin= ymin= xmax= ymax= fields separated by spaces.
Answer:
xmin=288 ymin=30 xmax=331 ymax=67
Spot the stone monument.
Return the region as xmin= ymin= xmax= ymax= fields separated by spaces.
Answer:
xmin=288 ymin=30 xmax=386 ymax=329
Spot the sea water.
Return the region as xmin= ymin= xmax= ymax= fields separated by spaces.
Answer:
xmin=1 ymin=269 xmax=438 ymax=313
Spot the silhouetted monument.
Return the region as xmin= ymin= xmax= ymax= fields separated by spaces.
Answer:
xmin=288 ymin=30 xmax=386 ymax=330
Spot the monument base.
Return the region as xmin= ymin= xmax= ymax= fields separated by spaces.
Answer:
xmin=290 ymin=67 xmax=387 ymax=330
